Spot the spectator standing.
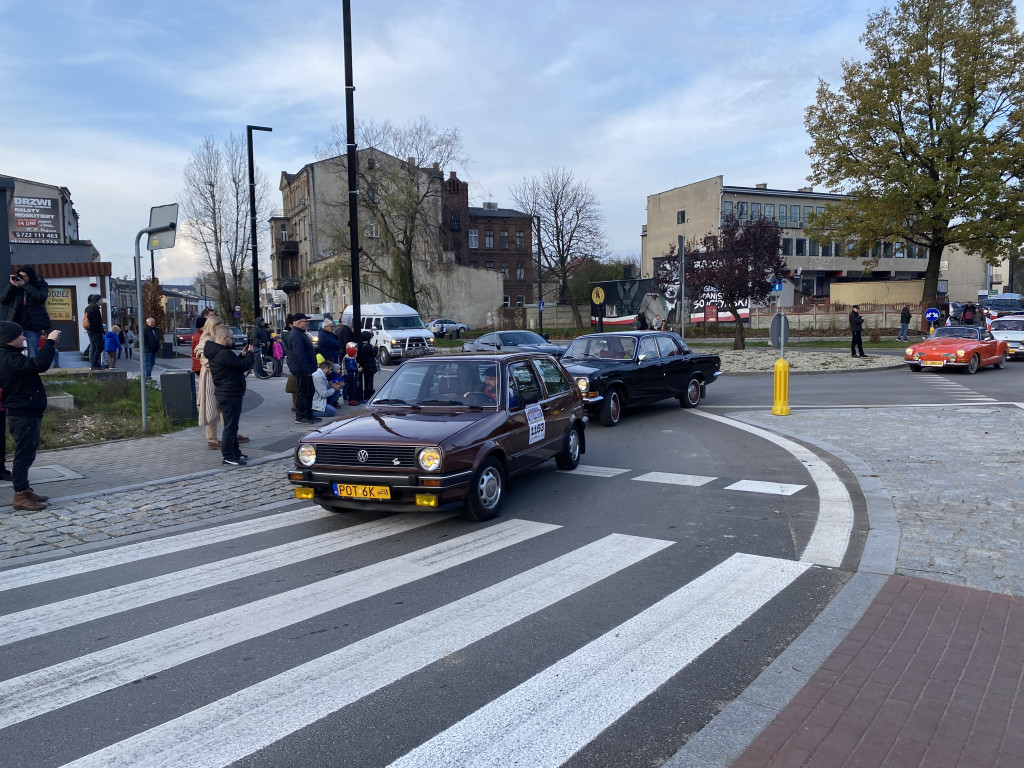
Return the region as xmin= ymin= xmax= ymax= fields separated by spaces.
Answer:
xmin=0 ymin=322 xmax=59 ymax=510
xmin=251 ymin=317 xmax=270 ymax=354
xmin=898 ymin=305 xmax=912 ymax=341
xmin=338 ymin=320 xmax=355 ymax=349
xmin=124 ymin=325 xmax=135 ymax=359
xmin=962 ymin=302 xmax=976 ymax=326
xmin=1 ymin=265 xmax=51 ymax=360
xmin=205 ymin=326 xmax=254 ymax=466
xmin=343 ymin=342 xmax=359 ymax=404
xmin=356 ymin=329 xmax=378 ymax=402
xmin=317 ymin=318 xmax=341 ymax=364
xmin=142 ymin=317 xmax=160 ymax=379
xmin=190 ymin=317 xmax=205 ymax=378
xmin=270 ymin=334 xmax=284 ymax=377
xmin=84 ymin=294 xmax=105 ymax=370
xmin=849 ymin=305 xmax=867 ymax=357
xmin=103 ymin=325 xmax=123 ymax=369
xmin=288 ymin=313 xmax=319 ymax=423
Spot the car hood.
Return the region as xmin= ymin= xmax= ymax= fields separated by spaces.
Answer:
xmin=382 ymin=329 xmax=432 ymax=339
xmin=561 ymin=358 xmax=631 ymax=375
xmin=911 ymin=338 xmax=980 ymax=350
xmin=299 ymin=408 xmax=489 ymax=444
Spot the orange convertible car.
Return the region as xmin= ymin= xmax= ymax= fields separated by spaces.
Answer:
xmin=904 ymin=326 xmax=1009 ymax=373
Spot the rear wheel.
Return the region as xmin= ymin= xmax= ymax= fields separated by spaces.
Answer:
xmin=678 ymin=375 xmax=702 ymax=408
xmin=462 ymin=457 xmax=505 ymax=522
xmin=599 ymin=388 xmax=622 ymax=427
xmin=555 ymin=423 xmax=582 ymax=470
xmin=995 ymin=352 xmax=1007 ymax=369
xmin=966 ymin=354 xmax=980 ymax=374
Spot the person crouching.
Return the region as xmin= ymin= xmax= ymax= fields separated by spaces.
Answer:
xmin=205 ymin=326 xmax=254 ymax=466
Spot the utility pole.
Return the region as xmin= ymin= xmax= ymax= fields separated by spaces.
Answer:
xmin=534 ymin=214 xmax=544 ymax=335
xmin=343 ymin=0 xmax=362 ymax=334
xmin=247 ymin=124 xmax=272 ymax=320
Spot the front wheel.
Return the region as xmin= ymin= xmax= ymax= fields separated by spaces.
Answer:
xmin=462 ymin=457 xmax=505 ymax=522
xmin=679 ymin=375 xmax=702 ymax=408
xmin=378 ymin=346 xmax=392 ymax=367
xmin=966 ymin=354 xmax=980 ymax=374
xmin=909 ymin=363 xmax=922 ymax=372
xmin=995 ymin=352 xmax=1007 ymax=369
xmin=599 ymin=388 xmax=622 ymax=427
xmin=555 ymin=423 xmax=582 ymax=470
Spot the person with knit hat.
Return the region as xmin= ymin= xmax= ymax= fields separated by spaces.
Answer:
xmin=84 ymin=294 xmax=105 ymax=370
xmin=0 ymin=321 xmax=60 ymax=511
xmin=1 ymin=265 xmax=51 ymax=361
xmin=343 ymin=341 xmax=360 ymax=404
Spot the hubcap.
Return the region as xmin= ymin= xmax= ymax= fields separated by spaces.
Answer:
xmin=477 ymin=467 xmax=501 ymax=509
xmin=568 ymin=429 xmax=580 ymax=461
xmin=610 ymin=393 xmax=620 ymax=421
xmin=687 ymin=380 xmax=700 ymax=404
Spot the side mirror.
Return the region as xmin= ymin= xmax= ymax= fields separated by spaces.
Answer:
xmin=637 ymin=353 xmax=648 ymax=362
xmin=542 ymin=333 xmax=550 ymax=342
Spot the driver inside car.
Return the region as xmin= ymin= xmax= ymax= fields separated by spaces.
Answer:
xmin=483 ymin=373 xmax=497 ymax=401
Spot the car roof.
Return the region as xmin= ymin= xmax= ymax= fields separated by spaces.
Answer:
xmin=573 ymin=331 xmax=673 ymax=339
xmin=407 ymin=351 xmax=555 ymax=363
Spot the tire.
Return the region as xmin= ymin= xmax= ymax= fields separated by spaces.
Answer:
xmin=599 ymin=388 xmax=622 ymax=427
xmin=966 ymin=354 xmax=980 ymax=374
xmin=378 ymin=346 xmax=392 ymax=367
xmin=555 ymin=423 xmax=582 ymax=470
xmin=995 ymin=352 xmax=1007 ymax=369
xmin=909 ymin=364 xmax=922 ymax=372
xmin=678 ymin=375 xmax=702 ymax=408
xmin=462 ymin=457 xmax=505 ymax=522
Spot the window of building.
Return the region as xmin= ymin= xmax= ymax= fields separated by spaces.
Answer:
xmin=816 ymin=206 xmax=825 ymax=216
xmin=485 ymin=260 xmax=494 ymax=269
xmin=516 ymin=263 xmax=525 ymax=280
xmin=883 ymin=242 xmax=893 ymax=258
xmin=502 ymin=295 xmax=510 ymax=307
xmin=809 ymin=240 xmax=819 ymax=257
xmin=470 ymin=259 xmax=479 ymax=267
xmin=676 ymin=210 xmax=686 ymax=224
xmin=368 ymin=184 xmax=380 ymax=203
xmin=782 ymin=238 xmax=793 ymax=256
xmin=516 ymin=231 xmax=524 ymax=248
xmin=790 ymin=205 xmax=801 ymax=224
xmin=485 ymin=230 xmax=494 ymax=248
xmin=468 ymin=229 xmax=478 ymax=249
xmin=751 ymin=202 xmax=761 ymax=219
xmin=737 ymin=202 xmax=747 ymax=220
xmin=821 ymin=242 xmax=832 ymax=257
xmin=367 ymin=218 xmax=380 ymax=239
xmin=894 ymin=243 xmax=905 ymax=258
xmin=907 ymin=243 xmax=916 ymax=258
xmin=917 ymin=245 xmax=927 ymax=259
xmin=723 ymin=200 xmax=733 ymax=217
xmin=450 ymin=213 xmax=460 ymax=231
xmin=765 ymin=204 xmax=775 ymax=219
xmin=796 ymin=238 xmax=806 ymax=256
xmin=516 ymin=295 xmax=525 ymax=307
xmin=500 ymin=231 xmax=509 ymax=249
xmin=871 ymin=244 xmax=880 ymax=259
xmin=804 ymin=206 xmax=813 ymax=223
xmin=778 ymin=206 xmax=787 ymax=226
xmin=501 ymin=262 xmax=510 ymax=279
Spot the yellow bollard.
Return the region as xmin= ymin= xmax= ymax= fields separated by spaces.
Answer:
xmin=772 ymin=357 xmax=790 ymax=415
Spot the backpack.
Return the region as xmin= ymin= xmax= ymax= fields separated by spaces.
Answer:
xmin=82 ymin=311 xmax=91 ymax=331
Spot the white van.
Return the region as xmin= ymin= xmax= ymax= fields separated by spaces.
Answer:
xmin=341 ymin=303 xmax=436 ymax=366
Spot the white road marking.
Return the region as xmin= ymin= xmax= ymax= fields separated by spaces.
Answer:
xmin=388 ymin=553 xmax=810 ymax=768
xmin=690 ymin=412 xmax=853 ymax=568
xmin=0 ymin=505 xmax=335 ymax=593
xmin=0 ymin=513 xmax=455 ymax=646
xmin=560 ymin=465 xmax=630 ymax=477
xmin=725 ymin=479 xmax=806 ymax=496
xmin=56 ymin=533 xmax=671 ymax=768
xmin=0 ymin=519 xmax=560 ymax=729
xmin=633 ymin=471 xmax=715 ymax=487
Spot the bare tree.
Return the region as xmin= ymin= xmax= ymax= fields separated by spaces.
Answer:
xmin=179 ymin=134 xmax=271 ymax=317
xmin=312 ymin=117 xmax=468 ymax=311
xmin=511 ymin=168 xmax=608 ymax=326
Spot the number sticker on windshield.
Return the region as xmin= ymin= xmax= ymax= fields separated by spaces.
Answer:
xmin=527 ymin=403 xmax=545 ymax=444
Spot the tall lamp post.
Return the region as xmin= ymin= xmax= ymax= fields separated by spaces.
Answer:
xmin=342 ymin=0 xmax=362 ymax=334
xmin=247 ymin=124 xmax=272 ymax=321
xmin=534 ymin=214 xmax=544 ymax=335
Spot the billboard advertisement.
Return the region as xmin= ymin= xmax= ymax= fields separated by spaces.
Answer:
xmin=589 ymin=258 xmax=683 ymax=327
xmin=11 ymin=196 xmax=60 ymax=243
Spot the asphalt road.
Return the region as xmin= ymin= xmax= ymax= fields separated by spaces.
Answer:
xmin=1 ymin=390 xmax=861 ymax=767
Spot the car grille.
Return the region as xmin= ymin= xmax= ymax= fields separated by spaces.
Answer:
xmin=314 ymin=444 xmax=418 ymax=468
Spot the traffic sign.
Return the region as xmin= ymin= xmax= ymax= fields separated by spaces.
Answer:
xmin=539 ymin=301 xmax=545 ymax=311
xmin=924 ymin=308 xmax=940 ymax=323
xmin=234 ymin=305 xmax=241 ymax=312
xmin=771 ymin=279 xmax=783 ymax=292
xmin=769 ymin=312 xmax=790 ymax=349
xmin=147 ymin=204 xmax=178 ymax=251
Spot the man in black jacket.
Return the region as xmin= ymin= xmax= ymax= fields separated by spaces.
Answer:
xmin=84 ymin=294 xmax=105 ymax=370
xmin=0 ymin=321 xmax=60 ymax=510
xmin=288 ymin=313 xmax=319 ymax=424
xmin=849 ymin=305 xmax=867 ymax=357
xmin=205 ymin=326 xmax=254 ymax=466
xmin=1 ymin=265 xmax=51 ymax=360
xmin=143 ymin=317 xmax=161 ymax=379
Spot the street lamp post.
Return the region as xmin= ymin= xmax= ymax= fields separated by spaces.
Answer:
xmin=534 ymin=214 xmax=544 ymax=335
xmin=247 ymin=125 xmax=272 ymax=321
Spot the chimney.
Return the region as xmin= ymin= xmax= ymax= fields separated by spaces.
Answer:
xmin=483 ymin=201 xmax=499 ymax=210
xmin=449 ymin=171 xmax=458 ymax=180
xmin=755 ymin=183 xmax=768 ymax=189
xmin=432 ymin=162 xmax=440 ymax=171
xmin=798 ymin=186 xmax=814 ymax=193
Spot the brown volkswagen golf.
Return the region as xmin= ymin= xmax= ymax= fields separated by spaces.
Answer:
xmin=289 ymin=353 xmax=587 ymax=521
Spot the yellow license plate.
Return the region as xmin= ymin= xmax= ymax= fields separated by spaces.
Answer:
xmin=922 ymin=360 xmax=944 ymax=366
xmin=334 ymin=483 xmax=391 ymax=500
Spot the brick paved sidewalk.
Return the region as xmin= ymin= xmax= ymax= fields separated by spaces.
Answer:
xmin=732 ymin=575 xmax=1024 ymax=768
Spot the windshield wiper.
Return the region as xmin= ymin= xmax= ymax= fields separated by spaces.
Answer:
xmin=374 ymin=398 xmax=421 ymax=410
xmin=418 ymin=399 xmax=465 ymax=406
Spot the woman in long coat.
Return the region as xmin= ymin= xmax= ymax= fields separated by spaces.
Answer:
xmin=194 ymin=315 xmax=224 ymax=448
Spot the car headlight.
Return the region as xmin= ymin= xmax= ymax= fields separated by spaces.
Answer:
xmin=904 ymin=347 xmax=914 ymax=356
xmin=428 ymin=336 xmax=435 ymax=344
xmin=418 ymin=447 xmax=442 ymax=472
xmin=389 ymin=340 xmax=401 ymax=346
xmin=956 ymin=349 xmax=966 ymax=358
xmin=297 ymin=444 xmax=316 ymax=467
xmin=575 ymin=377 xmax=589 ymax=393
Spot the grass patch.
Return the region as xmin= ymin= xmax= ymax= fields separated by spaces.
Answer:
xmin=6 ymin=378 xmax=192 ymax=453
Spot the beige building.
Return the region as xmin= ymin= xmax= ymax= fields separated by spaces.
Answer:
xmin=641 ymin=175 xmax=995 ymax=303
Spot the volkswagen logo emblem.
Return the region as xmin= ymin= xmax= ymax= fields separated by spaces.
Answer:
xmin=357 ymin=450 xmax=369 ymax=463
xmin=393 ymin=458 xmax=401 ymax=466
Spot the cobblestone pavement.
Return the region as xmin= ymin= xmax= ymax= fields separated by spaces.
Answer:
xmin=744 ymin=405 xmax=1024 ymax=597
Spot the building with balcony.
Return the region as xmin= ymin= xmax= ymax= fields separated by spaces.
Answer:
xmin=641 ymin=176 xmax=992 ymax=302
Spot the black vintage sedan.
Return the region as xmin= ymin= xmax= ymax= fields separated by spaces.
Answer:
xmin=462 ymin=330 xmax=565 ymax=358
xmin=289 ymin=352 xmax=586 ymax=521
xmin=561 ymin=331 xmax=721 ymax=426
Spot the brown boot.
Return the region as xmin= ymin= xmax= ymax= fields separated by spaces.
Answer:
xmin=12 ymin=490 xmax=46 ymax=511
xmin=27 ymin=488 xmax=49 ymax=503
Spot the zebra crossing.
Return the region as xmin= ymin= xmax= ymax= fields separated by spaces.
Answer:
xmin=914 ymin=373 xmax=998 ymax=402
xmin=0 ymin=504 xmax=835 ymax=768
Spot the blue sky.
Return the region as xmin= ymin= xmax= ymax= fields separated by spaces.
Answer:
xmin=5 ymin=0 xmax=1007 ymax=281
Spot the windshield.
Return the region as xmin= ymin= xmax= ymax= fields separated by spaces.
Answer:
xmin=382 ymin=316 xmax=427 ymax=331
xmin=985 ymin=300 xmax=1022 ymax=312
xmin=991 ymin=319 xmax=1024 ymax=332
xmin=372 ymin=359 xmax=501 ymax=407
xmin=499 ymin=331 xmax=546 ymax=345
xmin=930 ymin=327 xmax=981 ymax=340
xmin=563 ymin=335 xmax=638 ymax=360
